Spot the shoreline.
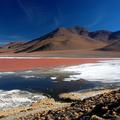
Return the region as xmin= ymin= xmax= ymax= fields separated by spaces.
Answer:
xmin=0 ymin=57 xmax=116 ymax=59
xmin=0 ymin=50 xmax=120 ymax=58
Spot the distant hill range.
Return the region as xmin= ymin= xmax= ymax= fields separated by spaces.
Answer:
xmin=0 ymin=26 xmax=120 ymax=53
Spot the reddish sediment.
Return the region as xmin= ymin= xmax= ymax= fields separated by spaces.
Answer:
xmin=0 ymin=58 xmax=111 ymax=72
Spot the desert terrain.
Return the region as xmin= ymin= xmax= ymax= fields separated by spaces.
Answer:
xmin=0 ymin=26 xmax=120 ymax=120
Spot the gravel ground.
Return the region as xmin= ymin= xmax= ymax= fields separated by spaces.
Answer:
xmin=14 ymin=89 xmax=120 ymax=120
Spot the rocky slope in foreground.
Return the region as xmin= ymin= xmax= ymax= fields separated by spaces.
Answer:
xmin=14 ymin=89 xmax=120 ymax=120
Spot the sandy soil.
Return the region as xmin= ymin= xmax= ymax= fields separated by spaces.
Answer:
xmin=0 ymin=50 xmax=120 ymax=58
xmin=15 ymin=89 xmax=120 ymax=120
xmin=59 ymin=89 xmax=116 ymax=101
xmin=0 ymin=98 xmax=69 ymax=120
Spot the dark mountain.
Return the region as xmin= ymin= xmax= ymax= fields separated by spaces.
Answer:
xmin=99 ymin=40 xmax=120 ymax=51
xmin=89 ymin=30 xmax=120 ymax=43
xmin=89 ymin=30 xmax=112 ymax=42
xmin=109 ymin=31 xmax=120 ymax=41
xmin=89 ymin=30 xmax=120 ymax=51
xmin=69 ymin=26 xmax=89 ymax=36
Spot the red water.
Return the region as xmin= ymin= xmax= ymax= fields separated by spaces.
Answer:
xmin=0 ymin=58 xmax=111 ymax=72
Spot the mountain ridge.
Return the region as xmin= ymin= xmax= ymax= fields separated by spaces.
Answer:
xmin=0 ymin=26 xmax=120 ymax=53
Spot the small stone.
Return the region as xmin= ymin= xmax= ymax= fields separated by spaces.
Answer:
xmin=102 ymin=106 xmax=108 ymax=112
xmin=112 ymin=111 xmax=117 ymax=117
xmin=90 ymin=115 xmax=104 ymax=120
xmin=73 ymin=112 xmax=79 ymax=119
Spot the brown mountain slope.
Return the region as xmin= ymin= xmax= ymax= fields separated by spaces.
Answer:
xmin=0 ymin=42 xmax=25 ymax=53
xmin=15 ymin=27 xmax=106 ymax=53
xmin=99 ymin=40 xmax=120 ymax=51
xmin=1 ymin=42 xmax=25 ymax=49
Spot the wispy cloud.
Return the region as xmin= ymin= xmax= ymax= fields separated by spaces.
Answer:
xmin=17 ymin=0 xmax=31 ymax=18
xmin=17 ymin=0 xmax=51 ymax=25
xmin=54 ymin=17 xmax=59 ymax=28
xmin=86 ymin=15 xmax=104 ymax=28
xmin=54 ymin=5 xmax=63 ymax=27
xmin=85 ymin=4 xmax=106 ymax=28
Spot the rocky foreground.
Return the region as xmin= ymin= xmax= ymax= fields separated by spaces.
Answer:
xmin=14 ymin=89 xmax=120 ymax=120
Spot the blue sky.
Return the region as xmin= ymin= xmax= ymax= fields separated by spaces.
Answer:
xmin=0 ymin=0 xmax=120 ymax=44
